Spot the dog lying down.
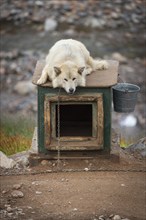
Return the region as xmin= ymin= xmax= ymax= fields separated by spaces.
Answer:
xmin=37 ymin=39 xmax=108 ymax=94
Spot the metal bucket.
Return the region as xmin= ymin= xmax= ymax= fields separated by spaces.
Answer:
xmin=112 ymin=83 xmax=140 ymax=113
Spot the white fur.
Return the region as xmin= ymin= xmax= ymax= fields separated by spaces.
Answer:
xmin=37 ymin=39 xmax=108 ymax=94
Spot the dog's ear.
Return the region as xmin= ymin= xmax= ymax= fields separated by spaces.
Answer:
xmin=78 ymin=67 xmax=85 ymax=75
xmin=54 ymin=67 xmax=61 ymax=75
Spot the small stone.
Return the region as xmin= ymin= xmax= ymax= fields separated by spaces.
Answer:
xmin=7 ymin=206 xmax=13 ymax=212
xmin=35 ymin=0 xmax=44 ymax=6
xmin=32 ymin=181 xmax=39 ymax=186
xmin=109 ymin=214 xmax=114 ymax=218
xmin=84 ymin=167 xmax=89 ymax=171
xmin=99 ymin=215 xmax=105 ymax=220
xmin=111 ymin=12 xmax=120 ymax=19
xmin=44 ymin=18 xmax=58 ymax=32
xmin=4 ymin=204 xmax=11 ymax=207
xmin=13 ymin=184 xmax=22 ymax=190
xmin=36 ymin=191 xmax=42 ymax=195
xmin=2 ymin=190 xmax=7 ymax=194
xmin=64 ymin=29 xmax=76 ymax=36
xmin=41 ymin=160 xmax=50 ymax=166
xmin=113 ymin=215 xmax=121 ymax=220
xmin=7 ymin=213 xmax=13 ymax=217
xmin=73 ymin=208 xmax=78 ymax=211
xmin=11 ymin=190 xmax=24 ymax=198
xmin=122 ymin=218 xmax=130 ymax=220
xmin=46 ymin=169 xmax=52 ymax=173
xmin=85 ymin=17 xmax=105 ymax=28
xmin=27 ymin=206 xmax=33 ymax=209
xmin=20 ymin=212 xmax=25 ymax=215
xmin=112 ymin=52 xmax=127 ymax=64
xmin=121 ymin=183 xmax=125 ymax=187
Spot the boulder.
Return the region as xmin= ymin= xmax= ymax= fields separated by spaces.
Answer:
xmin=126 ymin=137 xmax=146 ymax=157
xmin=10 ymin=151 xmax=30 ymax=167
xmin=14 ymin=81 xmax=36 ymax=95
xmin=0 ymin=151 xmax=16 ymax=169
xmin=112 ymin=52 xmax=128 ymax=64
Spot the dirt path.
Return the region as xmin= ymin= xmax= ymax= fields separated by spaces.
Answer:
xmin=0 ymin=171 xmax=145 ymax=220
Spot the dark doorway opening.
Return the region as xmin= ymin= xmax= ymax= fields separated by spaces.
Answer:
xmin=56 ymin=104 xmax=92 ymax=137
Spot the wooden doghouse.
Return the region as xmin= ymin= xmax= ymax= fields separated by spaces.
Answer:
xmin=32 ymin=60 xmax=119 ymax=154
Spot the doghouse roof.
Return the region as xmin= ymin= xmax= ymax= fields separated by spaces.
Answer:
xmin=32 ymin=60 xmax=119 ymax=87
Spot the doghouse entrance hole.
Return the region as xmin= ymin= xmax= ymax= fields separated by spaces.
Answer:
xmin=56 ymin=104 xmax=92 ymax=137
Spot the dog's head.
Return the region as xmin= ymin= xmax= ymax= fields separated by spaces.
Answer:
xmin=52 ymin=63 xmax=86 ymax=94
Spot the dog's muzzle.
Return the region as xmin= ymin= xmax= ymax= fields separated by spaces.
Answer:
xmin=68 ymin=88 xmax=75 ymax=95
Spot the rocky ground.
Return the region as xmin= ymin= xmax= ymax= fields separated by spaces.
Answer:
xmin=0 ymin=0 xmax=146 ymax=142
xmin=0 ymin=134 xmax=146 ymax=219
xmin=0 ymin=1 xmax=146 ymax=219
xmin=0 ymin=171 xmax=145 ymax=220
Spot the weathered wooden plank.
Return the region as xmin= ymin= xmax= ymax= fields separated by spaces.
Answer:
xmin=97 ymin=95 xmax=104 ymax=147
xmin=48 ymin=139 xmax=102 ymax=150
xmin=59 ymin=136 xmax=96 ymax=142
xmin=44 ymin=98 xmax=51 ymax=146
xmin=46 ymin=95 xmax=100 ymax=102
xmin=32 ymin=60 xmax=119 ymax=88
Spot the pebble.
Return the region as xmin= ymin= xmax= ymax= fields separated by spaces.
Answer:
xmin=113 ymin=215 xmax=121 ymax=220
xmin=99 ymin=215 xmax=105 ymax=220
xmin=7 ymin=212 xmax=13 ymax=217
xmin=84 ymin=167 xmax=89 ymax=171
xmin=111 ymin=52 xmax=128 ymax=64
xmin=41 ymin=160 xmax=50 ymax=166
xmin=7 ymin=206 xmax=13 ymax=212
xmin=85 ymin=17 xmax=105 ymax=28
xmin=36 ymin=191 xmax=42 ymax=195
xmin=13 ymin=184 xmax=22 ymax=190
xmin=44 ymin=18 xmax=58 ymax=32
xmin=11 ymin=190 xmax=24 ymax=198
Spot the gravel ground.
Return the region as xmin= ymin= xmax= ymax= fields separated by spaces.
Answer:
xmin=0 ymin=171 xmax=145 ymax=220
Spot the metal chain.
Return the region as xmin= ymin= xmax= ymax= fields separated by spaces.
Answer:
xmin=57 ymin=87 xmax=61 ymax=170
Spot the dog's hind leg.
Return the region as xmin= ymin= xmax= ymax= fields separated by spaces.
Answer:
xmin=87 ymin=56 xmax=108 ymax=72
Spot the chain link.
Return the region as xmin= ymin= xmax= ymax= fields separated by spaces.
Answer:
xmin=57 ymin=87 xmax=61 ymax=170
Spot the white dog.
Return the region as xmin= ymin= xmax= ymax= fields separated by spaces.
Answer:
xmin=37 ymin=39 xmax=108 ymax=94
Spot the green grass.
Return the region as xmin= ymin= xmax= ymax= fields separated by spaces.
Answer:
xmin=0 ymin=114 xmax=35 ymax=156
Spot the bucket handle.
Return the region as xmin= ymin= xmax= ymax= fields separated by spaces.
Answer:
xmin=118 ymin=74 xmax=129 ymax=93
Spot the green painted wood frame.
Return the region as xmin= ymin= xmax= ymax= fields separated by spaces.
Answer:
xmin=38 ymin=86 xmax=112 ymax=153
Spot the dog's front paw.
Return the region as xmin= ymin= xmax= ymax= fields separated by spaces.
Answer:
xmin=37 ymin=78 xmax=46 ymax=85
xmin=96 ymin=60 xmax=109 ymax=70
